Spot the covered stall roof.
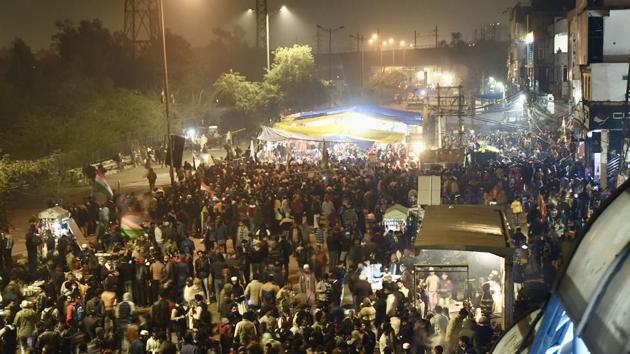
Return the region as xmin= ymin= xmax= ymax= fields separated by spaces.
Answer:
xmin=414 ymin=205 xmax=512 ymax=257
xmin=39 ymin=206 xmax=70 ymax=220
xmin=286 ymin=104 xmax=423 ymax=126
xmin=384 ymin=204 xmax=409 ymax=220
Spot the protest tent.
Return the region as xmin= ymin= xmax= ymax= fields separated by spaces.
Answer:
xmin=258 ymin=104 xmax=422 ymax=144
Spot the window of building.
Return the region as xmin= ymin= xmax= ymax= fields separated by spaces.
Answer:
xmin=563 ymin=67 xmax=568 ymax=82
xmin=554 ymin=33 xmax=568 ymax=53
xmin=582 ymin=72 xmax=592 ymax=101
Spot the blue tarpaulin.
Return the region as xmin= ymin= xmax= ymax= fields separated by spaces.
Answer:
xmin=289 ymin=105 xmax=423 ymax=126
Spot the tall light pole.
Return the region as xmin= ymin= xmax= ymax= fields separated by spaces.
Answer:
xmin=266 ymin=11 xmax=270 ymax=70
xmin=350 ymin=32 xmax=365 ymax=87
xmin=158 ymin=0 xmax=174 ymax=185
xmin=255 ymin=3 xmax=287 ymax=71
xmin=389 ymin=37 xmax=395 ymax=66
xmin=317 ymin=24 xmax=345 ymax=83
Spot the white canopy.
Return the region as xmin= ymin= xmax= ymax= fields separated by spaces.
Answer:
xmin=38 ymin=206 xmax=70 ymax=220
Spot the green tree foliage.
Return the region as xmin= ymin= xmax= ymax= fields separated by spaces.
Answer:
xmin=212 ymin=45 xmax=327 ymax=129
xmin=0 ymin=19 xmax=272 ymax=166
xmin=0 ymin=153 xmax=60 ymax=228
xmin=366 ymin=68 xmax=408 ymax=102
xmin=367 ymin=68 xmax=407 ymax=89
xmin=265 ymin=45 xmax=329 ymax=112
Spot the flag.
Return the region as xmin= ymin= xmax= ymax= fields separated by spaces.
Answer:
xmin=121 ymin=212 xmax=144 ymax=238
xmin=200 ymin=180 xmax=213 ymax=194
xmin=94 ymin=171 xmax=114 ymax=200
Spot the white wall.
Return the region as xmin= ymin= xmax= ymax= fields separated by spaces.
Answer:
xmin=591 ymin=63 xmax=629 ymax=101
xmin=604 ymin=9 xmax=630 ymax=57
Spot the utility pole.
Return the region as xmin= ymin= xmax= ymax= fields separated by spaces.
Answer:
xmin=158 ymin=0 xmax=174 ymax=185
xmin=458 ymin=85 xmax=464 ymax=148
xmin=622 ymin=62 xmax=630 ymax=168
xmin=349 ymin=33 xmax=365 ymax=87
xmin=317 ymin=25 xmax=345 ymax=82
xmin=316 ymin=29 xmax=321 ymax=55
xmin=317 ymin=24 xmax=345 ymax=104
xmin=437 ymin=84 xmax=442 ymax=148
xmin=470 ymin=93 xmax=476 ymax=132
xmin=414 ymin=30 xmax=417 ymax=48
xmin=432 ymin=25 xmax=439 ymax=48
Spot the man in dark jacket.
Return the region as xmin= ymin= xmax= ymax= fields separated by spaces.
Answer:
xmin=352 ymin=274 xmax=373 ymax=311
xmin=150 ymin=294 xmax=170 ymax=333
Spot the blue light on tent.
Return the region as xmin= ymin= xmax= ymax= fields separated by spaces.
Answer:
xmin=530 ymin=295 xmax=591 ymax=354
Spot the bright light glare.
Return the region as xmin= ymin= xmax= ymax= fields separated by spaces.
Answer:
xmin=420 ymin=89 xmax=427 ymax=96
xmin=186 ymin=128 xmax=196 ymax=139
xmin=280 ymin=5 xmax=288 ymax=11
xmin=388 ymin=38 xmax=394 ymax=44
xmin=442 ymin=72 xmax=454 ymax=86
xmin=382 ymin=41 xmax=388 ymax=46
xmin=400 ymin=40 xmax=406 ymax=46
xmin=488 ymin=76 xmax=495 ymax=82
xmin=368 ymin=39 xmax=374 ymax=45
xmin=412 ymin=141 xmax=426 ymax=154
xmin=525 ymin=32 xmax=534 ymax=44
xmin=371 ymin=33 xmax=378 ymax=39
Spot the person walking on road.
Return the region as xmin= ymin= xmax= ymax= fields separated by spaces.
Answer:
xmin=146 ymin=168 xmax=157 ymax=191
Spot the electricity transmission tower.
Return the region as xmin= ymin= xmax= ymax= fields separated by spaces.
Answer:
xmin=124 ymin=0 xmax=160 ymax=53
xmin=255 ymin=0 xmax=267 ymax=50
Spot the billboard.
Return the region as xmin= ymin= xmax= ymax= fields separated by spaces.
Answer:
xmin=587 ymin=103 xmax=629 ymax=131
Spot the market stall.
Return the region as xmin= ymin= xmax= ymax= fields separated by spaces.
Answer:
xmin=383 ymin=204 xmax=409 ymax=232
xmin=414 ymin=205 xmax=514 ymax=329
xmin=38 ymin=206 xmax=71 ymax=237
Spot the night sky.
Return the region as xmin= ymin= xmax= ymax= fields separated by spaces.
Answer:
xmin=1 ymin=0 xmax=515 ymax=51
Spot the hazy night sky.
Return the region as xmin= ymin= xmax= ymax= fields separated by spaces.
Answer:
xmin=1 ymin=0 xmax=515 ymax=51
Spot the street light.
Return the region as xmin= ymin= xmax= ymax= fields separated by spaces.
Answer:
xmin=316 ymin=24 xmax=345 ymax=84
xmin=158 ymin=0 xmax=175 ymax=185
xmin=263 ymin=5 xmax=290 ymax=71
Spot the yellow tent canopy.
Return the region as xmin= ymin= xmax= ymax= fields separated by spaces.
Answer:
xmin=270 ymin=111 xmax=409 ymax=144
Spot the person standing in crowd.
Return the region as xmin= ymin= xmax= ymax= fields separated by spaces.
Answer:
xmin=14 ymin=301 xmax=36 ymax=354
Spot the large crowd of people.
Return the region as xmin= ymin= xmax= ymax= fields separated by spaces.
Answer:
xmin=0 ymin=129 xmax=614 ymax=354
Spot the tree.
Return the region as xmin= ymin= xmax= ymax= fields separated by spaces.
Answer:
xmin=5 ymin=38 xmax=37 ymax=89
xmin=450 ymin=32 xmax=465 ymax=48
xmin=0 ymin=153 xmax=60 ymax=229
xmin=265 ymin=45 xmax=328 ymax=112
xmin=52 ymin=19 xmax=114 ymax=79
xmin=212 ymin=45 xmax=326 ymax=130
xmin=366 ymin=68 xmax=407 ymax=102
